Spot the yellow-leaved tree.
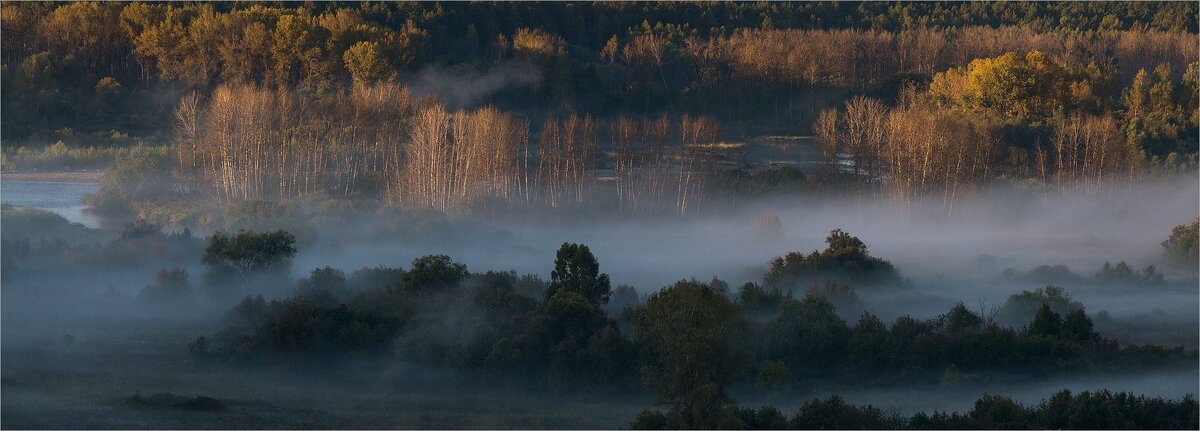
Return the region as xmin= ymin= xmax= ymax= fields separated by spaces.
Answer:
xmin=929 ymin=51 xmax=1072 ymax=123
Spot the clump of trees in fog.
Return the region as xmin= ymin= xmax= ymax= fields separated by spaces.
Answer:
xmin=1162 ymin=218 xmax=1199 ymax=268
xmin=171 ymin=229 xmax=1194 ymax=428
xmin=1 ymin=215 xmax=201 ymax=282
xmin=125 ymin=393 xmax=224 ymax=412
xmin=1003 ymin=264 xmax=1083 ymax=285
xmin=631 ymin=390 xmax=1200 ymax=430
xmin=203 ymin=230 xmax=296 ymax=275
xmin=634 ymin=279 xmax=751 ymax=425
xmin=139 ymin=267 xmax=191 ymax=302
xmin=4 ymin=190 xmax=1197 ymax=429
xmin=996 ymin=285 xmax=1083 ymax=325
xmin=763 ymin=229 xmax=900 ymax=287
xmin=1094 ymin=261 xmax=1165 ymax=286
xmin=202 ymin=229 xmax=296 ymax=295
xmin=1003 ymin=262 xmax=1169 ymax=288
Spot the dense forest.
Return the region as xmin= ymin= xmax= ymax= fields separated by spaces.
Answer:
xmin=4 ymin=2 xmax=1197 ymax=137
xmin=2 ymin=2 xmax=1197 ymax=222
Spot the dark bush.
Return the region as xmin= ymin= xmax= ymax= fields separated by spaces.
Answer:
xmin=789 ymin=395 xmax=897 ymax=430
xmin=125 ymin=393 xmax=224 ymax=411
xmin=764 ymin=229 xmax=900 ymax=287
xmin=139 ymin=267 xmax=191 ymax=302
xmin=1003 ymin=264 xmax=1082 ymax=284
xmin=403 ymin=254 xmax=468 ymax=292
xmin=1094 ymin=261 xmax=1165 ymax=286
xmin=629 ymin=410 xmax=668 ymax=430
xmin=996 ymin=285 xmax=1083 ymax=325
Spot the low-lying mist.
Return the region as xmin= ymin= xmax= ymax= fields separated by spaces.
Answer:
xmin=3 ymin=175 xmax=1197 ymax=429
xmin=406 ymin=61 xmax=542 ymax=109
xmin=296 ymin=175 xmax=1199 ymax=320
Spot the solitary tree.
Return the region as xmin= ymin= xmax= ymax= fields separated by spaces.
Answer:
xmin=203 ymin=230 xmax=297 ymax=276
xmin=633 ymin=280 xmax=750 ymax=428
xmin=546 ymin=242 xmax=611 ymax=304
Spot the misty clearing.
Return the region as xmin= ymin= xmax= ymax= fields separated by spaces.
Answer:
xmin=2 ymin=1 xmax=1199 ymax=430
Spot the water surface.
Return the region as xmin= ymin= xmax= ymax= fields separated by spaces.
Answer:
xmin=1 ymin=180 xmax=100 ymax=227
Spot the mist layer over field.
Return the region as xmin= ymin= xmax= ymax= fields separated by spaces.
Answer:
xmin=3 ymin=173 xmax=1196 ymax=428
xmin=293 ymin=175 xmax=1199 ymax=320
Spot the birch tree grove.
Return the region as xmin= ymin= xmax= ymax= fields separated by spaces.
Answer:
xmin=1050 ymin=114 xmax=1134 ymax=195
xmin=181 ymin=84 xmax=540 ymax=211
xmin=816 ymin=97 xmax=1137 ymax=217
xmin=608 ymin=114 xmax=720 ymax=215
xmin=813 ymin=108 xmax=842 ymax=172
xmin=177 ymin=84 xmax=733 ymax=215
xmin=399 ymin=105 xmax=528 ymax=210
xmin=178 ymin=82 xmax=1142 ymax=219
xmin=611 ymin=114 xmax=673 ymax=213
xmin=676 ymin=114 xmax=720 ymax=216
xmin=537 ymin=114 xmax=597 ymax=208
xmin=182 ymin=84 xmax=417 ymax=204
xmin=612 ymin=116 xmax=640 ymax=211
xmin=641 ymin=115 xmax=672 ymax=212
xmin=403 ymin=104 xmax=452 ymax=210
xmin=174 ymin=91 xmax=202 ymax=192
xmin=840 ymin=96 xmax=889 ymax=180
xmin=883 ymin=106 xmax=998 ymax=216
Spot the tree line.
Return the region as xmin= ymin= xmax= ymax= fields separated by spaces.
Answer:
xmin=3 ymin=2 xmax=1196 ymax=223
xmin=3 ymin=2 xmax=1196 ymax=142
xmin=172 ymin=229 xmax=1197 ymax=428
xmin=631 ymin=390 xmax=1199 ymax=430
xmin=813 ymin=48 xmax=1197 ymax=215
xmin=169 ymin=46 xmax=1194 ymax=217
xmin=1 ymin=209 xmax=1193 ymax=429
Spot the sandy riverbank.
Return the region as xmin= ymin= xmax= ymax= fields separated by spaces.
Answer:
xmin=0 ymin=171 xmax=104 ymax=182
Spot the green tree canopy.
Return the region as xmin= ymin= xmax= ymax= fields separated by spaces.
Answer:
xmin=343 ymin=40 xmax=395 ymax=86
xmin=929 ymin=51 xmax=1075 ymax=123
xmin=1162 ymin=218 xmax=1199 ymax=268
xmin=546 ymin=242 xmax=612 ymax=305
xmin=764 ymin=229 xmax=899 ymax=287
xmin=633 ymin=279 xmax=750 ymax=428
xmin=997 ymin=285 xmax=1084 ymax=325
xmin=94 ymin=152 xmax=176 ymax=214
xmin=403 ymin=254 xmax=468 ymax=291
xmin=202 ymin=229 xmax=297 ymax=275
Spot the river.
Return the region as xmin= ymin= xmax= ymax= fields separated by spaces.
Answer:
xmin=1 ymin=180 xmax=101 ymax=228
